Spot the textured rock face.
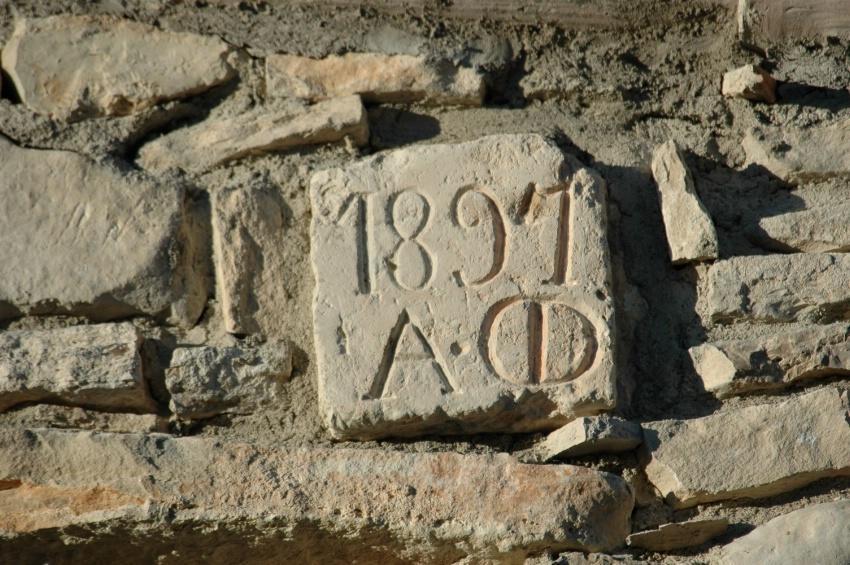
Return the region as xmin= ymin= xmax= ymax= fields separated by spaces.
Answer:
xmin=165 ymin=341 xmax=292 ymax=419
xmin=137 ymin=96 xmax=369 ymax=173
xmin=266 ymin=53 xmax=484 ymax=105
xmin=754 ymin=202 xmax=850 ymax=252
xmin=211 ymin=182 xmax=289 ymax=336
xmin=0 ymin=405 xmax=166 ymax=433
xmin=690 ymin=324 xmax=850 ymax=397
xmin=1 ymin=16 xmax=234 ymax=121
xmin=704 ymin=254 xmax=850 ymax=324
xmin=720 ymin=500 xmax=850 ymax=565
xmin=0 ymin=429 xmax=635 ymax=558
xmin=540 ymin=415 xmax=643 ymax=460
xmin=311 ymin=134 xmax=616 ymax=439
xmin=0 ymin=135 xmax=207 ymax=326
xmin=721 ymin=65 xmax=776 ymax=103
xmin=743 ymin=122 xmax=850 ymax=182
xmin=627 ymin=519 xmax=728 ymax=552
xmin=651 ymin=140 xmax=719 ymax=264
xmin=642 ymin=387 xmax=850 ymax=508
xmin=0 ymin=323 xmax=155 ymax=413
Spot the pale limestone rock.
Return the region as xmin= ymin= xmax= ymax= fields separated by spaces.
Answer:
xmin=0 ymin=324 xmax=155 ymax=413
xmin=137 ymin=96 xmax=368 ymax=173
xmin=0 ymin=429 xmax=635 ymax=557
xmin=311 ymin=134 xmax=616 ymax=439
xmin=651 ymin=141 xmax=719 ymax=265
xmin=743 ymin=122 xmax=850 ymax=183
xmin=690 ymin=323 xmax=850 ymax=397
xmin=739 ymin=0 xmax=850 ymax=42
xmin=754 ymin=202 xmax=850 ymax=252
xmin=540 ymin=415 xmax=642 ymax=460
xmin=165 ymin=340 xmax=292 ymax=419
xmin=267 ymin=53 xmax=484 ymax=106
xmin=211 ymin=182 xmax=288 ymax=335
xmin=721 ymin=65 xmax=776 ymax=103
xmin=0 ymin=405 xmax=167 ymax=433
xmin=1 ymin=16 xmax=234 ymax=121
xmin=0 ymin=135 xmax=207 ymax=326
xmin=704 ymin=254 xmax=850 ymax=324
xmin=627 ymin=518 xmax=728 ymax=551
xmin=643 ymin=387 xmax=850 ymax=508
xmin=720 ymin=500 xmax=850 ymax=565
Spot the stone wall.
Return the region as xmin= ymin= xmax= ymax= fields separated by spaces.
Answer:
xmin=1 ymin=1 xmax=849 ymax=563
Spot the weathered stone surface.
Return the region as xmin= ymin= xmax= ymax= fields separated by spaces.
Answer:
xmin=266 ymin=53 xmax=484 ymax=106
xmin=137 ymin=96 xmax=368 ymax=173
xmin=720 ymin=500 xmax=850 ymax=565
xmin=651 ymin=140 xmax=719 ymax=265
xmin=754 ymin=202 xmax=850 ymax=252
xmin=642 ymin=387 xmax=850 ymax=508
xmin=1 ymin=16 xmax=234 ymax=121
xmin=165 ymin=340 xmax=292 ymax=419
xmin=211 ymin=182 xmax=289 ymax=335
xmin=743 ymin=122 xmax=850 ymax=183
xmin=0 ymin=135 xmax=207 ymax=326
xmin=310 ymin=134 xmax=616 ymax=439
xmin=0 ymin=429 xmax=635 ymax=558
xmin=0 ymin=324 xmax=156 ymax=413
xmin=540 ymin=415 xmax=643 ymax=460
xmin=690 ymin=323 xmax=850 ymax=397
xmin=627 ymin=518 xmax=728 ymax=552
xmin=0 ymin=405 xmax=167 ymax=433
xmin=704 ymin=254 xmax=850 ymax=324
xmin=721 ymin=65 xmax=776 ymax=103
xmin=740 ymin=0 xmax=850 ymax=42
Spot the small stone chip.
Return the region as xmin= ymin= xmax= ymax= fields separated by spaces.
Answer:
xmin=721 ymin=65 xmax=776 ymax=104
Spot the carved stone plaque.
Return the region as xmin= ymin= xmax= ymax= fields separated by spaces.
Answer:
xmin=310 ymin=134 xmax=616 ymax=439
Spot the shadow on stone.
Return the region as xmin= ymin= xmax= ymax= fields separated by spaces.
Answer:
xmin=367 ymin=107 xmax=441 ymax=149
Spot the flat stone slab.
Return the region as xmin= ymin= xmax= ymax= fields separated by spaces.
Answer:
xmin=266 ymin=52 xmax=484 ymax=106
xmin=0 ymin=135 xmax=207 ymax=326
xmin=690 ymin=323 xmax=850 ymax=398
xmin=643 ymin=386 xmax=850 ymax=508
xmin=754 ymin=202 xmax=850 ymax=252
xmin=310 ymin=134 xmax=617 ymax=439
xmin=0 ymin=405 xmax=166 ymax=433
xmin=651 ymin=140 xmax=719 ymax=264
xmin=540 ymin=415 xmax=643 ymax=460
xmin=703 ymin=254 xmax=850 ymax=324
xmin=166 ymin=340 xmax=292 ymax=419
xmin=743 ymin=122 xmax=850 ymax=183
xmin=627 ymin=518 xmax=728 ymax=552
xmin=137 ymin=96 xmax=369 ymax=173
xmin=0 ymin=323 xmax=155 ymax=413
xmin=1 ymin=15 xmax=234 ymax=121
xmin=720 ymin=500 xmax=850 ymax=565
xmin=0 ymin=429 xmax=634 ymax=558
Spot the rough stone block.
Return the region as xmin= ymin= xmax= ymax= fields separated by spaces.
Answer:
xmin=0 ymin=323 xmax=156 ymax=413
xmin=166 ymin=340 xmax=292 ymax=419
xmin=137 ymin=96 xmax=369 ymax=173
xmin=310 ymin=134 xmax=617 ymax=439
xmin=1 ymin=15 xmax=234 ymax=121
xmin=0 ymin=135 xmax=207 ymax=326
xmin=642 ymin=386 xmax=850 ymax=508
xmin=0 ymin=429 xmax=635 ymax=557
xmin=651 ymin=140 xmax=719 ymax=265
xmin=743 ymin=122 xmax=850 ymax=183
xmin=690 ymin=323 xmax=850 ymax=397
xmin=704 ymin=254 xmax=850 ymax=324
xmin=211 ymin=182 xmax=289 ymax=335
xmin=720 ymin=500 xmax=850 ymax=565
xmin=754 ymin=202 xmax=850 ymax=252
xmin=540 ymin=415 xmax=643 ymax=460
xmin=266 ymin=52 xmax=484 ymax=106
xmin=627 ymin=518 xmax=728 ymax=552
xmin=721 ymin=65 xmax=776 ymax=103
